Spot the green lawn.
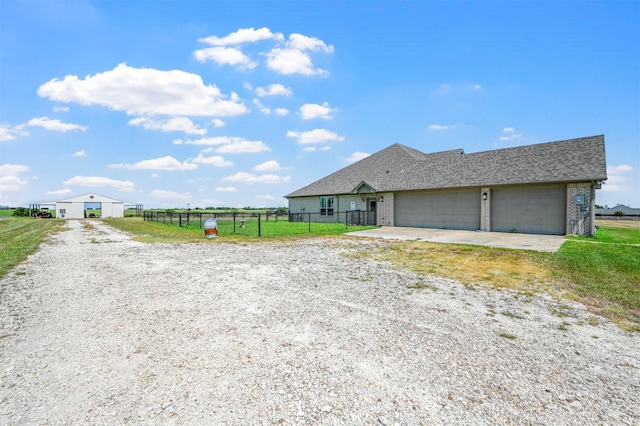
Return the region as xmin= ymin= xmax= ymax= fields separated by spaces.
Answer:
xmin=104 ymin=216 xmax=375 ymax=242
xmin=570 ymin=226 xmax=640 ymax=244
xmin=554 ymin=233 xmax=640 ymax=329
xmin=0 ymin=218 xmax=64 ymax=277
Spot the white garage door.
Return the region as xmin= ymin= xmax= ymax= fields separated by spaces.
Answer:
xmin=395 ymin=190 xmax=481 ymax=230
xmin=491 ymin=185 xmax=566 ymax=235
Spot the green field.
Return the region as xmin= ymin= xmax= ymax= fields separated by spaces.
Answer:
xmin=0 ymin=218 xmax=64 ymax=277
xmin=105 ymin=216 xmax=375 ymax=241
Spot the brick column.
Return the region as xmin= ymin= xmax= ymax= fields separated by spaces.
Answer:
xmin=480 ymin=188 xmax=491 ymax=231
xmin=377 ymin=193 xmax=394 ymax=226
xmin=566 ymin=183 xmax=595 ymax=236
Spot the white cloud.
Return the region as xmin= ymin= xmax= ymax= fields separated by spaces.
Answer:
xmin=288 ymin=33 xmax=334 ymax=52
xmin=215 ymin=186 xmax=236 ymax=192
xmin=128 ymin=116 xmax=207 ymax=135
xmin=27 ymin=116 xmax=87 ymax=132
xmin=257 ymin=194 xmax=274 ymax=200
xmin=198 ymin=27 xmax=284 ymax=46
xmin=193 ymin=46 xmax=257 ymax=70
xmin=109 ymin=156 xmax=198 ymax=171
xmin=215 ymin=140 xmax=271 ymax=154
xmin=265 ymin=34 xmax=333 ymax=76
xmin=53 ymin=106 xmax=70 ymax=112
xmin=253 ymin=160 xmax=281 ymax=171
xmin=274 ymin=108 xmax=289 ymax=116
xmin=0 ymin=164 xmax=29 ymax=175
xmin=195 ymin=28 xmax=332 ymax=77
xmin=0 ymin=164 xmax=29 ymax=192
xmin=302 ymin=146 xmax=331 ymax=152
xmin=175 ymin=136 xmax=270 ymax=153
xmin=255 ymin=83 xmax=292 ymax=97
xmin=300 ymin=102 xmax=335 ymax=120
xmin=194 ymin=28 xmax=284 ymax=70
xmin=190 ymin=154 xmax=233 ymax=167
xmin=253 ymin=98 xmax=271 ymax=114
xmin=150 ymin=189 xmax=192 ymax=200
xmin=286 ymin=128 xmax=344 ymax=144
xmin=72 ymin=150 xmax=86 ymax=157
xmin=63 ymin=176 xmax=135 ymax=192
xmin=601 ymin=165 xmax=634 ymax=192
xmin=346 ymin=152 xmax=370 ymax=163
xmin=46 ymin=189 xmax=72 ymax=196
xmin=174 ymin=136 xmax=238 ymax=146
xmin=265 ymin=48 xmax=327 ymax=76
xmin=608 ymin=165 xmax=633 ymax=173
xmin=0 ymin=123 xmax=29 ymax=142
xmin=211 ymin=119 xmax=225 ymax=127
xmin=0 ymin=175 xmax=28 ymax=192
xmin=499 ymin=127 xmax=522 ymax=141
xmin=38 ymin=63 xmax=249 ymax=117
xmin=222 ymin=172 xmax=290 ymax=184
xmin=428 ymin=124 xmax=449 ymax=130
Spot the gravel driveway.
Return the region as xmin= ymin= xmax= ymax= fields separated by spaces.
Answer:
xmin=1 ymin=220 xmax=638 ymax=425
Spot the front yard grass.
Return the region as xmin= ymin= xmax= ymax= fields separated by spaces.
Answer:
xmin=104 ymin=217 xmax=374 ymax=242
xmin=0 ymin=218 xmax=64 ymax=278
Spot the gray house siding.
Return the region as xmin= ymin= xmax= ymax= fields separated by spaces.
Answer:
xmin=395 ymin=188 xmax=481 ymax=230
xmin=288 ymin=195 xmax=373 ymax=223
xmin=490 ymin=184 xmax=567 ymax=235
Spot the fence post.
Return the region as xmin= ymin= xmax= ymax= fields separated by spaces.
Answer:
xmin=258 ymin=213 xmax=262 ymax=237
xmin=233 ymin=212 xmax=236 ymax=233
xmin=179 ymin=214 xmax=182 ymax=227
xmin=308 ymin=212 xmax=311 ymax=233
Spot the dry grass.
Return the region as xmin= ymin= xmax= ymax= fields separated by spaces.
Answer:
xmin=364 ymin=240 xmax=557 ymax=294
xmin=596 ymin=219 xmax=640 ymax=229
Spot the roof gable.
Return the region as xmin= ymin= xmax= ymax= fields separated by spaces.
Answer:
xmin=58 ymin=193 xmax=124 ymax=203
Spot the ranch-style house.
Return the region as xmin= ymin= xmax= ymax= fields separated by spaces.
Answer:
xmin=286 ymin=135 xmax=607 ymax=236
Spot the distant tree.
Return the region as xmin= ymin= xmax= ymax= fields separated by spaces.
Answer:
xmin=12 ymin=207 xmax=30 ymax=217
xmin=595 ymin=204 xmax=603 ymax=209
xmin=614 ymin=210 xmax=626 ymax=216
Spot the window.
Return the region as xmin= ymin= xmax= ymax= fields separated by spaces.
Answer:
xmin=320 ymin=196 xmax=334 ymax=216
xmin=60 ymin=209 xmax=66 ymax=214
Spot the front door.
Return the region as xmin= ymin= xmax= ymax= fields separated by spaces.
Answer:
xmin=367 ymin=199 xmax=377 ymax=225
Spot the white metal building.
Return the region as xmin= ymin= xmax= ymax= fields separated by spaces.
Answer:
xmin=30 ymin=193 xmax=143 ymax=219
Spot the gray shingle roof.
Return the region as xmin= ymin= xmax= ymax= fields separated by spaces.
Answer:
xmin=286 ymin=135 xmax=607 ymax=198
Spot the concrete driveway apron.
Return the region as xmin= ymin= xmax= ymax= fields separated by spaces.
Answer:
xmin=346 ymin=227 xmax=566 ymax=252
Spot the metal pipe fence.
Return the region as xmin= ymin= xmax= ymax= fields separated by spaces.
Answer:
xmin=143 ymin=210 xmax=375 ymax=237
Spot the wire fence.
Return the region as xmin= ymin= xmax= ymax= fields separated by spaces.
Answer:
xmin=143 ymin=210 xmax=376 ymax=237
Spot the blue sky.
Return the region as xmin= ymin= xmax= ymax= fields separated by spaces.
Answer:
xmin=1 ymin=0 xmax=638 ymax=209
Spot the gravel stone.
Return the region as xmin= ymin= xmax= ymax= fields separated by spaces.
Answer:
xmin=1 ymin=220 xmax=639 ymax=424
